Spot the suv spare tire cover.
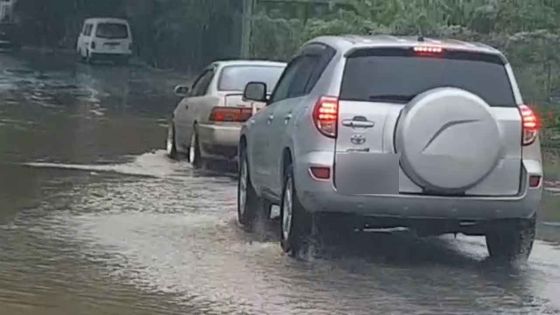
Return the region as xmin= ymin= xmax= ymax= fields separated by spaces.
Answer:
xmin=395 ymin=87 xmax=501 ymax=193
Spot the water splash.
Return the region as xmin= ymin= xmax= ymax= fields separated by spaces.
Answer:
xmin=24 ymin=150 xmax=187 ymax=178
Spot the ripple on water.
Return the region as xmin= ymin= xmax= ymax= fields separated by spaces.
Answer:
xmin=4 ymin=151 xmax=560 ymax=315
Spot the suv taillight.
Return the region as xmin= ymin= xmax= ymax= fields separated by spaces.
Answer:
xmin=209 ymin=107 xmax=252 ymax=122
xmin=313 ymin=96 xmax=338 ymax=138
xmin=520 ymin=104 xmax=540 ymax=146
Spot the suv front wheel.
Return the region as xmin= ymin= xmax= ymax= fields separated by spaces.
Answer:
xmin=485 ymin=216 xmax=536 ymax=262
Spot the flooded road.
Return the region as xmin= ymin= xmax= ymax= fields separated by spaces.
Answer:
xmin=1 ymin=51 xmax=560 ymax=315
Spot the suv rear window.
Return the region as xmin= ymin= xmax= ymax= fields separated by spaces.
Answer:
xmin=340 ymin=48 xmax=516 ymax=107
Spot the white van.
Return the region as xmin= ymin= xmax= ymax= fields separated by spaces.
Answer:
xmin=77 ymin=18 xmax=133 ymax=64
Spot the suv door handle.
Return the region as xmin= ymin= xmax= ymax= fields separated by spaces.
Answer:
xmin=342 ymin=117 xmax=375 ymax=129
xmin=267 ymin=114 xmax=274 ymax=124
xmin=284 ymin=113 xmax=292 ymax=123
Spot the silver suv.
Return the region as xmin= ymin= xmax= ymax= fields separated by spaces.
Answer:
xmin=238 ymin=35 xmax=543 ymax=261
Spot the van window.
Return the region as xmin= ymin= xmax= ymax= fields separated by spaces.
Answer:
xmin=83 ymin=24 xmax=93 ymax=36
xmin=341 ymin=48 xmax=516 ymax=107
xmin=95 ymin=23 xmax=129 ymax=39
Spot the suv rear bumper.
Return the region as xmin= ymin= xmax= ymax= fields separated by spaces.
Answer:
xmin=294 ymin=152 xmax=542 ymax=220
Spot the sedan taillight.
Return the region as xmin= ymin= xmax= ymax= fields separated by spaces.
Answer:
xmin=520 ymin=104 xmax=540 ymax=146
xmin=313 ymin=96 xmax=338 ymax=138
xmin=209 ymin=107 xmax=252 ymax=122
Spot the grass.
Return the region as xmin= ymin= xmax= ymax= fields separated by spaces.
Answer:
xmin=541 ymin=192 xmax=560 ymax=222
xmin=542 ymin=148 xmax=560 ymax=222
xmin=543 ymin=148 xmax=560 ymax=181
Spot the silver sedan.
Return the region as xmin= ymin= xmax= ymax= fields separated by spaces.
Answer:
xmin=166 ymin=60 xmax=286 ymax=167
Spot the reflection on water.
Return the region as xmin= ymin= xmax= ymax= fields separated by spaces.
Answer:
xmin=2 ymin=152 xmax=560 ymax=314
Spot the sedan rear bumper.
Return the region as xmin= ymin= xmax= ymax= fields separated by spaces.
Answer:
xmin=197 ymin=123 xmax=241 ymax=160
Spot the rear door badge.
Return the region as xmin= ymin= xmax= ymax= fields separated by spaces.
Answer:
xmin=350 ymin=134 xmax=366 ymax=145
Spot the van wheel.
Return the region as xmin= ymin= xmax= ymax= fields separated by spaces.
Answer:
xmin=78 ymin=49 xmax=86 ymax=62
xmin=188 ymin=128 xmax=203 ymax=169
xmin=485 ymin=216 xmax=536 ymax=262
xmin=280 ymin=165 xmax=312 ymax=256
xmin=86 ymin=50 xmax=94 ymax=64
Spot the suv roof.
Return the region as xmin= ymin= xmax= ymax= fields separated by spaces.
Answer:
xmin=310 ymin=35 xmax=504 ymax=59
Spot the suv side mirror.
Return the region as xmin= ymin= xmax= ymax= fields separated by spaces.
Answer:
xmin=243 ymin=82 xmax=267 ymax=102
xmin=174 ymin=85 xmax=190 ymax=97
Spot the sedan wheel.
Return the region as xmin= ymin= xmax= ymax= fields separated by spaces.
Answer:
xmin=189 ymin=129 xmax=202 ymax=168
xmin=166 ymin=123 xmax=177 ymax=159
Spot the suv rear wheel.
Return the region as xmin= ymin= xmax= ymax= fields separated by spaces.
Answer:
xmin=280 ymin=166 xmax=312 ymax=256
xmin=485 ymin=217 xmax=536 ymax=262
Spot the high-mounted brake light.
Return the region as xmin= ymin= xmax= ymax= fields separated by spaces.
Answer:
xmin=413 ymin=46 xmax=443 ymax=55
xmin=313 ymin=96 xmax=338 ymax=138
xmin=520 ymin=104 xmax=541 ymax=146
xmin=209 ymin=107 xmax=253 ymax=122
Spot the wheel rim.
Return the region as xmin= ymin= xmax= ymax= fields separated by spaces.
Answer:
xmin=166 ymin=126 xmax=174 ymax=155
xmin=238 ymin=159 xmax=248 ymax=216
xmin=282 ymin=179 xmax=293 ymax=241
xmin=189 ymin=132 xmax=196 ymax=163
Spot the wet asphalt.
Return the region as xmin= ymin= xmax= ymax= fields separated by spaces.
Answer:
xmin=0 ymin=50 xmax=560 ymax=315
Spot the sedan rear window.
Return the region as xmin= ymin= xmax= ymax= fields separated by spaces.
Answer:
xmin=219 ymin=66 xmax=285 ymax=93
xmin=96 ymin=23 xmax=129 ymax=39
xmin=341 ymin=48 xmax=516 ymax=107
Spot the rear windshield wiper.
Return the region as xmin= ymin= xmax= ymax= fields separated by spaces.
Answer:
xmin=368 ymin=94 xmax=415 ymax=103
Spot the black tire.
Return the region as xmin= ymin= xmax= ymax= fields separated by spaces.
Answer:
xmin=485 ymin=216 xmax=536 ymax=262
xmin=237 ymin=150 xmax=260 ymax=230
xmin=280 ymin=165 xmax=312 ymax=256
xmin=166 ymin=123 xmax=178 ymax=159
xmin=78 ymin=49 xmax=86 ymax=63
xmin=189 ymin=128 xmax=203 ymax=169
xmin=86 ymin=51 xmax=94 ymax=65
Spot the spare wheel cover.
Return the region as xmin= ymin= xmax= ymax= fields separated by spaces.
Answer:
xmin=395 ymin=87 xmax=501 ymax=193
